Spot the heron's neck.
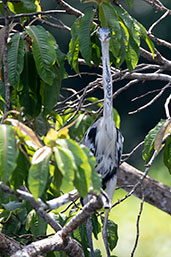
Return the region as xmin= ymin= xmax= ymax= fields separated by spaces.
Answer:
xmin=101 ymin=41 xmax=113 ymax=118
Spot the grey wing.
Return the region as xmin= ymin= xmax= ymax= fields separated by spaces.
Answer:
xmin=116 ymin=128 xmax=124 ymax=167
xmin=81 ymin=118 xmax=102 ymax=155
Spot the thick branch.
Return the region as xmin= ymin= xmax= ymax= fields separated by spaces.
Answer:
xmin=0 ymin=232 xmax=22 ymax=256
xmin=117 ymin=162 xmax=171 ymax=215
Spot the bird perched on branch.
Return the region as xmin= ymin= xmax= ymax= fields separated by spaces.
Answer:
xmin=81 ymin=27 xmax=124 ymax=257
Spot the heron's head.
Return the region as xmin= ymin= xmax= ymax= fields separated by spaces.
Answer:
xmin=98 ymin=27 xmax=111 ymax=43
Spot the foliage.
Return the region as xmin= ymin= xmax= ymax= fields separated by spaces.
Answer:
xmin=0 ymin=0 xmax=170 ymax=256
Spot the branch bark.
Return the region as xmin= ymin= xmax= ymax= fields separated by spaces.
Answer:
xmin=117 ymin=162 xmax=171 ymax=215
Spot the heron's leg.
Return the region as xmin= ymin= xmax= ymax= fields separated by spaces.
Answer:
xmin=102 ymin=208 xmax=110 ymax=257
xmin=86 ymin=216 xmax=95 ymax=257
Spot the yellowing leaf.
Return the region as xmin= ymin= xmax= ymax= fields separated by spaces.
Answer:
xmin=5 ymin=118 xmax=43 ymax=148
xmin=154 ymin=119 xmax=171 ymax=153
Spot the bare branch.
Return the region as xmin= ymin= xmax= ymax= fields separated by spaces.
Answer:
xmin=46 ymin=189 xmax=79 ymax=210
xmin=0 ymin=10 xmax=67 ymax=21
xmin=148 ymin=10 xmax=170 ymax=33
xmin=142 ymin=0 xmax=171 ymax=13
xmin=164 ymin=94 xmax=171 ymax=119
xmin=55 ymin=0 xmax=83 ymax=17
xmin=129 ymin=82 xmax=171 ymax=114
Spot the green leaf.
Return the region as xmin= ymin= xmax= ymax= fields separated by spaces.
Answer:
xmin=43 ymin=68 xmax=61 ymax=116
xmin=11 ymin=149 xmax=30 ymax=190
xmin=91 ymin=213 xmax=101 ymax=240
xmin=8 ymin=0 xmax=37 ymax=14
xmin=19 ymin=50 xmax=41 ymax=117
xmin=3 ymin=201 xmax=23 ymax=211
xmin=163 ymin=136 xmax=171 ymax=174
xmin=132 ymin=19 xmax=154 ymax=56
xmin=67 ymin=19 xmax=80 ymax=73
xmin=113 ymin=108 xmax=121 ymax=129
xmin=82 ymin=145 xmax=101 ymax=193
xmin=28 ymin=155 xmax=50 ymax=199
xmin=142 ymin=119 xmax=166 ymax=163
xmin=99 ymin=3 xmax=121 ymax=57
xmin=79 ymin=9 xmax=95 ymax=65
xmin=26 ymin=209 xmax=47 ymax=235
xmin=126 ymin=34 xmax=139 ymax=71
xmin=54 ymin=146 xmax=75 ymax=184
xmin=8 ymin=32 xmax=25 ymax=88
xmin=101 ymin=216 xmax=118 ymax=251
xmin=26 ymin=25 xmax=56 ymax=85
xmin=0 ymin=125 xmax=18 ymax=183
xmin=56 ymin=139 xmax=92 ymax=197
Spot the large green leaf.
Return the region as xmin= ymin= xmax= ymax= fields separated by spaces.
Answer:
xmin=26 ymin=25 xmax=56 ymax=85
xmin=19 ymin=50 xmax=41 ymax=117
xmin=142 ymin=119 xmax=166 ymax=163
xmin=0 ymin=125 xmax=18 ymax=183
xmin=163 ymin=136 xmax=171 ymax=174
xmin=8 ymin=32 xmax=25 ymax=88
xmin=28 ymin=155 xmax=50 ymax=199
xmin=43 ymin=67 xmax=61 ymax=116
xmin=56 ymin=139 xmax=92 ymax=197
xmin=126 ymin=34 xmax=139 ymax=71
xmin=67 ymin=19 xmax=80 ymax=73
xmin=79 ymin=9 xmax=95 ymax=65
xmin=99 ymin=3 xmax=121 ymax=58
xmin=54 ymin=146 xmax=75 ymax=184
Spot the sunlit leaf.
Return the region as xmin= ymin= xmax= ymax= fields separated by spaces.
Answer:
xmin=142 ymin=119 xmax=166 ymax=163
xmin=32 ymin=146 xmax=52 ymax=164
xmin=67 ymin=18 xmax=80 ymax=73
xmin=3 ymin=201 xmax=23 ymax=211
xmin=54 ymin=146 xmax=75 ymax=184
xmin=0 ymin=125 xmax=18 ymax=183
xmin=28 ymin=155 xmax=50 ymax=199
xmin=154 ymin=119 xmax=171 ymax=153
xmin=5 ymin=118 xmax=43 ymax=148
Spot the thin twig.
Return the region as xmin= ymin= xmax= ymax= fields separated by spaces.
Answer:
xmin=148 ymin=10 xmax=170 ymax=34
xmin=130 ymin=186 xmax=145 ymax=257
xmin=129 ymin=82 xmax=171 ymax=115
xmin=0 ymin=10 xmax=67 ymax=21
xmin=122 ymin=141 xmax=144 ymax=162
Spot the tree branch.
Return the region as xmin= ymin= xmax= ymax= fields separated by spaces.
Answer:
xmin=117 ymin=162 xmax=171 ymax=215
xmin=55 ymin=0 xmax=83 ymax=17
